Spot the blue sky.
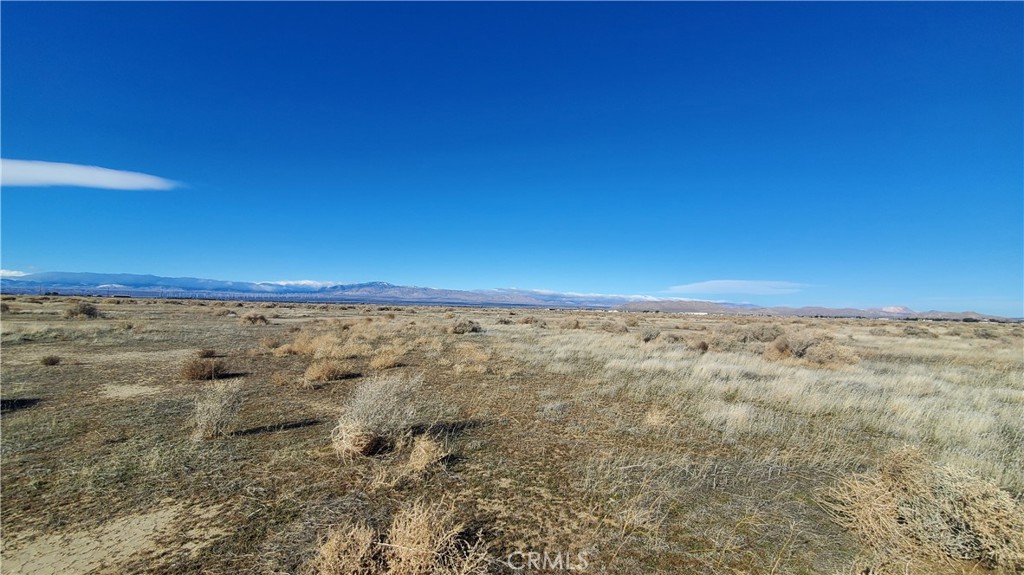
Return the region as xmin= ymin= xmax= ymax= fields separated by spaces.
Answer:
xmin=1 ymin=2 xmax=1021 ymax=316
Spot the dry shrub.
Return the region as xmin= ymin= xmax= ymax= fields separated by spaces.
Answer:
xmin=819 ymin=448 xmax=1024 ymax=572
xmin=653 ymin=332 xmax=678 ymax=344
xmin=0 ymin=303 xmax=9 ymax=313
xmin=40 ymin=355 xmax=61 ymax=366
xmin=260 ymin=336 xmax=282 ymax=349
xmin=241 ymin=312 xmax=270 ymax=325
xmin=271 ymin=371 xmax=294 ymax=386
xmin=973 ymin=328 xmax=1000 ymax=340
xmin=182 ymin=357 xmax=227 ymax=380
xmin=765 ymin=332 xmax=858 ymax=367
xmin=600 ymin=321 xmax=628 ymax=334
xmin=802 ymin=338 xmax=859 ymax=366
xmin=309 ymin=500 xmax=488 ymax=575
xmin=332 ymin=423 xmax=389 ymax=458
xmin=448 ymin=319 xmax=483 ymax=334
xmin=736 ymin=323 xmax=785 ymax=343
xmin=639 ymin=329 xmax=660 ymax=343
xmin=903 ymin=324 xmax=938 ymax=338
xmin=495 ymin=318 xmax=513 ymax=325
xmin=310 ymin=523 xmax=379 ymax=575
xmin=196 ymin=348 xmax=218 ymax=358
xmin=691 ymin=340 xmax=710 ymax=353
xmin=64 ymin=302 xmax=100 ymax=319
xmin=330 ymin=374 xmax=446 ymax=458
xmin=191 ymin=381 xmax=242 ymax=440
xmin=305 ymin=360 xmax=352 ymax=383
xmin=406 ymin=436 xmax=450 ymax=474
xmin=559 ymin=317 xmax=582 ymax=330
xmin=116 ymin=320 xmax=138 ymax=331
xmin=519 ymin=316 xmax=547 ymax=328
xmin=762 ymin=336 xmax=792 ymax=362
xmin=623 ymin=315 xmax=641 ymax=327
xmin=369 ymin=347 xmax=404 ymax=371
xmin=385 ymin=500 xmax=489 ymax=575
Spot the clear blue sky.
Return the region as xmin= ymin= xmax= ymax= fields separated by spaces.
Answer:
xmin=2 ymin=2 xmax=1021 ymax=315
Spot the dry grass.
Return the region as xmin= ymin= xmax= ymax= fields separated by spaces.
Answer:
xmin=39 ymin=355 xmax=61 ymax=366
xmin=331 ymin=374 xmax=447 ymax=458
xmin=384 ymin=500 xmax=489 ymax=575
xmin=241 ymin=312 xmax=270 ymax=325
xmin=448 ymin=319 xmax=482 ymax=334
xmin=405 ymin=436 xmax=450 ymax=474
xmin=310 ymin=523 xmax=379 ymax=575
xmin=181 ymin=357 xmax=227 ymax=380
xmin=2 ymin=298 xmax=1021 ymax=575
xmin=819 ymin=447 xmax=1024 ymax=573
xmin=369 ymin=346 xmax=404 ymax=371
xmin=309 ymin=500 xmax=488 ymax=575
xmin=305 ymin=359 xmax=352 ymax=383
xmin=191 ymin=381 xmax=242 ymax=440
xmin=64 ymin=302 xmax=100 ymax=319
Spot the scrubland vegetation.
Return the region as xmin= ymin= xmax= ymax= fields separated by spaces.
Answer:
xmin=1 ymin=296 xmax=1021 ymax=574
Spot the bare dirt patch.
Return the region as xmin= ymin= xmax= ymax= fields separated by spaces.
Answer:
xmin=0 ymin=501 xmax=226 ymax=575
xmin=100 ymin=383 xmax=163 ymax=400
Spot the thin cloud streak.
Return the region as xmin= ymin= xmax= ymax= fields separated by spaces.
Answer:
xmin=667 ymin=280 xmax=808 ymax=296
xmin=1 ymin=159 xmax=179 ymax=190
xmin=0 ymin=269 xmax=29 ymax=278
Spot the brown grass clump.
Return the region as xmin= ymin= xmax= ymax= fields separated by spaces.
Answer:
xmin=385 ymin=500 xmax=489 ymax=575
xmin=191 ymin=381 xmax=242 ymax=440
xmin=64 ymin=302 xmax=100 ymax=319
xmin=764 ymin=332 xmax=858 ymax=367
xmin=270 ymin=371 xmax=293 ymax=386
xmin=0 ymin=302 xmax=10 ymax=313
xmin=330 ymin=374 xmax=446 ymax=459
xmin=304 ymin=360 xmax=352 ymax=383
xmin=600 ymin=321 xmax=628 ymax=334
xmin=331 ymin=423 xmax=389 ymax=457
xmin=240 ymin=312 xmax=269 ymax=325
xmin=181 ymin=357 xmax=227 ymax=380
xmin=39 ymin=355 xmax=61 ymax=366
xmin=448 ymin=319 xmax=483 ymax=334
xmin=309 ymin=500 xmax=488 ymax=575
xmin=558 ymin=317 xmax=582 ymax=329
xmin=819 ymin=447 xmax=1024 ymax=572
xmin=639 ymin=328 xmax=660 ymax=343
xmin=196 ymin=348 xmax=218 ymax=358
xmin=369 ymin=347 xmax=404 ymax=371
xmin=519 ymin=316 xmax=547 ymax=328
xmin=406 ymin=436 xmax=450 ymax=474
xmin=259 ymin=336 xmax=281 ymax=349
xmin=310 ymin=523 xmax=379 ymax=575
xmin=902 ymin=324 xmax=938 ymax=338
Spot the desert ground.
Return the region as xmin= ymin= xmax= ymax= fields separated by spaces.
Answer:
xmin=1 ymin=296 xmax=1021 ymax=574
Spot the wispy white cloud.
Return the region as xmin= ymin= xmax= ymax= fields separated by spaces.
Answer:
xmin=0 ymin=269 xmax=29 ymax=278
xmin=667 ymin=280 xmax=808 ymax=296
xmin=0 ymin=159 xmax=179 ymax=190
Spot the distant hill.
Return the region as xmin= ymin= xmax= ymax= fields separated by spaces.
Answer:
xmin=0 ymin=272 xmax=656 ymax=308
xmin=0 ymin=271 xmax=1013 ymax=320
xmin=617 ymin=301 xmax=1008 ymax=321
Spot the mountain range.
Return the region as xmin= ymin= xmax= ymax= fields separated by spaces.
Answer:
xmin=0 ymin=271 xmax=1012 ymax=320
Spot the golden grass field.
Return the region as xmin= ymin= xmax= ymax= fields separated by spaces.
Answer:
xmin=1 ymin=296 xmax=1022 ymax=574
